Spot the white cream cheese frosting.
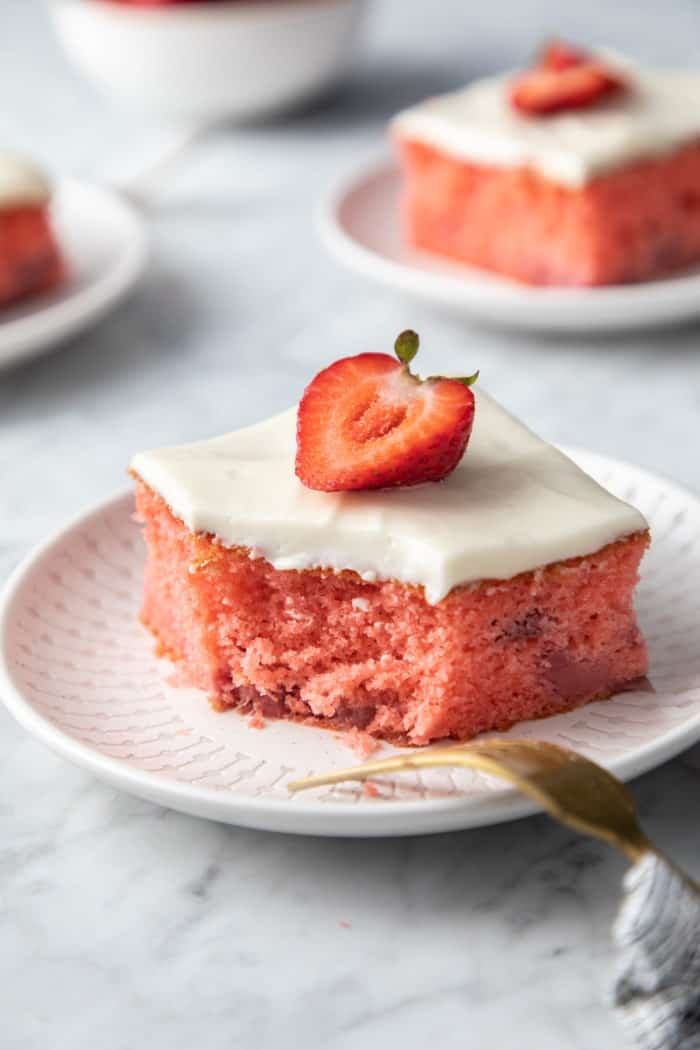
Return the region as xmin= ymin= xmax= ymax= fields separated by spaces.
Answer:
xmin=131 ymin=391 xmax=647 ymax=604
xmin=392 ymin=58 xmax=700 ymax=187
xmin=0 ymin=153 xmax=50 ymax=210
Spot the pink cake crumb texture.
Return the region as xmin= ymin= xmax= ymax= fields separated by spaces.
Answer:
xmin=134 ymin=479 xmax=649 ymax=747
xmin=397 ymin=137 xmax=700 ymax=286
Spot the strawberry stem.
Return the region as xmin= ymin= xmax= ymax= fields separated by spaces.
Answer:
xmin=456 ymin=370 xmax=480 ymax=387
xmin=394 ymin=329 xmax=419 ymax=365
xmin=395 ymin=329 xmax=479 ymax=387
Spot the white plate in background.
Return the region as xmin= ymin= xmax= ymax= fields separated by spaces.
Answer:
xmin=1 ymin=450 xmax=699 ymax=837
xmin=317 ymin=158 xmax=700 ymax=334
xmin=0 ymin=179 xmax=147 ymax=370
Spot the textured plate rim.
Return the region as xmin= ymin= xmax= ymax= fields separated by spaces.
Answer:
xmin=0 ymin=178 xmax=149 ymax=369
xmin=316 ymin=156 xmax=700 ymax=333
xmin=2 ymin=452 xmax=700 ymax=837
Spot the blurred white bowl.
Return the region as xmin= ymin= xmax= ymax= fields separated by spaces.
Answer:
xmin=50 ymin=0 xmax=366 ymax=122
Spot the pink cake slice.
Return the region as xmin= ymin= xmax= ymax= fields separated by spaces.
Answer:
xmin=0 ymin=154 xmax=63 ymax=307
xmin=392 ymin=57 xmax=700 ymax=286
xmin=131 ymin=392 xmax=649 ymax=746
xmin=395 ymin=138 xmax=700 ymax=287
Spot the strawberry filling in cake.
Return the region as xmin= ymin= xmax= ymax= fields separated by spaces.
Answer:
xmin=393 ymin=45 xmax=700 ymax=286
xmin=0 ymin=154 xmax=63 ymax=308
xmin=131 ymin=334 xmax=649 ymax=746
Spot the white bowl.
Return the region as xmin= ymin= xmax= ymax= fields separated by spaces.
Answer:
xmin=49 ymin=0 xmax=366 ymax=122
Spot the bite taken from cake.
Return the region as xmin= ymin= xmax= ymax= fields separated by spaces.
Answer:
xmin=131 ymin=332 xmax=649 ymax=747
xmin=392 ymin=42 xmax=700 ymax=286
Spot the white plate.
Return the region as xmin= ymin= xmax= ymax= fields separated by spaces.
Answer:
xmin=317 ymin=159 xmax=700 ymax=333
xmin=0 ymin=179 xmax=148 ymax=370
xmin=2 ymin=450 xmax=700 ymax=837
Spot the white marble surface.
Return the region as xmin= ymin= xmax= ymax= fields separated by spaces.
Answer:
xmin=2 ymin=2 xmax=700 ymax=1048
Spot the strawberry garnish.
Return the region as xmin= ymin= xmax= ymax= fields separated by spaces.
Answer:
xmin=540 ymin=39 xmax=587 ymax=71
xmin=295 ymin=331 xmax=478 ymax=493
xmin=511 ymin=41 xmax=624 ymax=116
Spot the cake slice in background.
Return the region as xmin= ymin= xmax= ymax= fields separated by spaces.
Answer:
xmin=131 ymin=339 xmax=649 ymax=747
xmin=392 ymin=45 xmax=700 ymax=286
xmin=0 ymin=153 xmax=63 ymax=309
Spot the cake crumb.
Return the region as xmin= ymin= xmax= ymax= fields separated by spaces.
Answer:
xmin=165 ymin=667 xmax=190 ymax=688
xmin=363 ymin=781 xmax=380 ymax=798
xmin=249 ymin=710 xmax=266 ymax=730
xmin=344 ymin=727 xmax=379 ymax=758
xmin=339 ymin=920 xmax=351 ymax=929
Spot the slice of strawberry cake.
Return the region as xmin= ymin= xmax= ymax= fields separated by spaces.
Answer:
xmin=393 ymin=43 xmax=700 ymax=286
xmin=0 ymin=153 xmax=63 ymax=308
xmin=131 ymin=333 xmax=649 ymax=746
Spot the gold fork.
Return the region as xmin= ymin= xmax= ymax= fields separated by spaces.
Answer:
xmin=289 ymin=738 xmax=696 ymax=879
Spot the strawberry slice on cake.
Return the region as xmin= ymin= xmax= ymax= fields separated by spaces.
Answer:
xmin=510 ymin=42 xmax=624 ymax=116
xmin=510 ymin=61 xmax=623 ymax=116
xmin=296 ymin=330 xmax=477 ymax=491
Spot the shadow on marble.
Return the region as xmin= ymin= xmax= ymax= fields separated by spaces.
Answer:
xmin=411 ymin=294 xmax=700 ymax=347
xmin=193 ymin=57 xmax=497 ymax=139
xmin=508 ymin=318 xmax=700 ymax=351
xmin=295 ymin=61 xmax=468 ymax=129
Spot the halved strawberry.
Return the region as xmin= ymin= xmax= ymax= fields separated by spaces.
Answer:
xmin=295 ymin=331 xmax=478 ymax=492
xmin=510 ymin=61 xmax=624 ymax=116
xmin=540 ymin=39 xmax=587 ymax=71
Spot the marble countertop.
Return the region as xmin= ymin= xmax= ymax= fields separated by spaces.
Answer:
xmin=2 ymin=2 xmax=700 ymax=1048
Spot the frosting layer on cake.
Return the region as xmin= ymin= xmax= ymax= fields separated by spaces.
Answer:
xmin=0 ymin=153 xmax=50 ymax=210
xmin=131 ymin=391 xmax=646 ymax=604
xmin=392 ymin=58 xmax=700 ymax=187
